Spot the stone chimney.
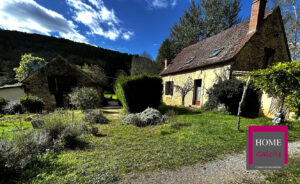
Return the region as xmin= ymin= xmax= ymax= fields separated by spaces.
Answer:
xmin=164 ymin=59 xmax=169 ymax=69
xmin=248 ymin=0 xmax=267 ymax=34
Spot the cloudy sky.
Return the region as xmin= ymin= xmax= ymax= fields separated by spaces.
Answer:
xmin=0 ymin=0 xmax=254 ymax=59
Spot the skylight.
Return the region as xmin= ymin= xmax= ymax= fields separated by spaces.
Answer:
xmin=185 ymin=56 xmax=196 ymax=65
xmin=209 ymin=48 xmax=224 ymax=58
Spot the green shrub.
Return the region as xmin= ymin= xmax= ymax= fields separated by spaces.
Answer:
xmin=121 ymin=107 xmax=165 ymax=127
xmin=19 ymin=95 xmax=44 ymax=113
xmin=83 ymin=110 xmax=109 ymax=124
xmin=115 ymin=75 xmax=163 ymax=113
xmin=3 ymin=101 xmax=25 ymax=115
xmin=69 ymin=87 xmax=101 ymax=110
xmin=204 ymin=78 xmax=260 ymax=117
xmin=0 ymin=97 xmax=7 ymax=114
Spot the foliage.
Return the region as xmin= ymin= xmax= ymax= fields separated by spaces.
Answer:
xmin=69 ymin=87 xmax=102 ymax=110
xmin=205 ymin=78 xmax=260 ymax=117
xmin=3 ymin=101 xmax=25 ymax=115
xmin=158 ymin=103 xmax=201 ymax=115
xmin=174 ymin=77 xmax=194 ymax=106
xmin=155 ymin=38 xmax=176 ymax=70
xmin=130 ymin=56 xmax=159 ymax=76
xmin=286 ymin=92 xmax=300 ymax=117
xmin=13 ymin=54 xmax=46 ymax=82
xmin=19 ymin=95 xmax=44 ymax=113
xmin=0 ymin=97 xmax=7 ymax=114
xmin=121 ymin=107 xmax=165 ymax=127
xmin=249 ymin=61 xmax=300 ymax=113
xmin=115 ymin=75 xmax=163 ymax=113
xmin=83 ymin=110 xmax=109 ymax=124
xmin=169 ymin=0 xmax=241 ymax=55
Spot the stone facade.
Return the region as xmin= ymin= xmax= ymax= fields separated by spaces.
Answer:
xmin=161 ymin=7 xmax=290 ymax=118
xmin=22 ymin=56 xmax=102 ymax=110
xmin=0 ymin=84 xmax=25 ymax=102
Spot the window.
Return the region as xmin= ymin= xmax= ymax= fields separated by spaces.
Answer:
xmin=185 ymin=56 xmax=196 ymax=65
xmin=209 ymin=48 xmax=224 ymax=58
xmin=165 ymin=81 xmax=174 ymax=95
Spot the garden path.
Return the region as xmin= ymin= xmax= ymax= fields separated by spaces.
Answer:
xmin=122 ymin=141 xmax=300 ymax=184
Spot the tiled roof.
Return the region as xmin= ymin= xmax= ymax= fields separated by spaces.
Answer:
xmin=160 ymin=8 xmax=277 ymax=76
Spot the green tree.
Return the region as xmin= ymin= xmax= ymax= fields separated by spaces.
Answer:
xmin=155 ymin=38 xmax=176 ymax=71
xmin=14 ymin=54 xmax=46 ymax=82
xmin=249 ymin=61 xmax=300 ymax=114
xmin=169 ymin=0 xmax=241 ymax=55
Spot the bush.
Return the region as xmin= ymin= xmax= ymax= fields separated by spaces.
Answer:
xmin=69 ymin=87 xmax=101 ymax=110
xmin=0 ymin=97 xmax=7 ymax=114
xmin=121 ymin=107 xmax=165 ymax=127
xmin=115 ymin=75 xmax=163 ymax=113
xmin=3 ymin=101 xmax=25 ymax=115
xmin=83 ymin=110 xmax=109 ymax=124
xmin=19 ymin=95 xmax=44 ymax=113
xmin=204 ymin=78 xmax=260 ymax=117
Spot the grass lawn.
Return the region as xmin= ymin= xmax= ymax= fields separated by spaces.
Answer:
xmin=261 ymin=155 xmax=300 ymax=184
xmin=1 ymin=109 xmax=300 ymax=183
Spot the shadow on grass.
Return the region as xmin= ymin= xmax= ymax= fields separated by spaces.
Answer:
xmin=159 ymin=104 xmax=201 ymax=115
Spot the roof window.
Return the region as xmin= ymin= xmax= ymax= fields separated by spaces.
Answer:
xmin=209 ymin=48 xmax=224 ymax=58
xmin=185 ymin=56 xmax=196 ymax=65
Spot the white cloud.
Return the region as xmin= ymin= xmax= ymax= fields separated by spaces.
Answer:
xmin=66 ymin=0 xmax=133 ymax=41
xmin=146 ymin=0 xmax=177 ymax=8
xmin=122 ymin=31 xmax=134 ymax=40
xmin=0 ymin=0 xmax=86 ymax=42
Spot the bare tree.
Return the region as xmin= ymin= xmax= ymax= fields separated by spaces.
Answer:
xmin=175 ymin=77 xmax=194 ymax=106
xmin=269 ymin=0 xmax=299 ymax=60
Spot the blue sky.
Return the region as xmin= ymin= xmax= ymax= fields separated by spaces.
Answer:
xmin=0 ymin=0 xmax=258 ymax=59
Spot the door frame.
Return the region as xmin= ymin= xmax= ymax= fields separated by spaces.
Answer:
xmin=193 ymin=79 xmax=202 ymax=106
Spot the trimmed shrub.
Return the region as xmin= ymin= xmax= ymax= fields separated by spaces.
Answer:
xmin=19 ymin=95 xmax=44 ymax=113
xmin=69 ymin=87 xmax=101 ymax=110
xmin=121 ymin=107 xmax=165 ymax=127
xmin=204 ymin=78 xmax=260 ymax=118
xmin=3 ymin=101 xmax=25 ymax=115
xmin=0 ymin=97 xmax=7 ymax=114
xmin=115 ymin=75 xmax=163 ymax=113
xmin=83 ymin=110 xmax=109 ymax=124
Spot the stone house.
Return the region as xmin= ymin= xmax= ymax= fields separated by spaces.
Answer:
xmin=160 ymin=0 xmax=291 ymax=118
xmin=23 ymin=56 xmax=102 ymax=110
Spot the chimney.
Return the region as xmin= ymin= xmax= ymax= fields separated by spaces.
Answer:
xmin=164 ymin=59 xmax=169 ymax=69
xmin=248 ymin=0 xmax=267 ymax=34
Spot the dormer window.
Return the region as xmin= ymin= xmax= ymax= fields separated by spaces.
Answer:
xmin=209 ymin=48 xmax=224 ymax=58
xmin=185 ymin=56 xmax=196 ymax=65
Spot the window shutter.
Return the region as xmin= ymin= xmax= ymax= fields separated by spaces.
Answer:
xmin=165 ymin=82 xmax=168 ymax=95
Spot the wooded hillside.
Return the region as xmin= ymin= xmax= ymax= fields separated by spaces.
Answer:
xmin=0 ymin=30 xmax=136 ymax=87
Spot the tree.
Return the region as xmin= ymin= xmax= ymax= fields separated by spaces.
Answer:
xmin=169 ymin=0 xmax=241 ymax=55
xmin=269 ymin=0 xmax=299 ymax=60
xmin=140 ymin=51 xmax=153 ymax=60
xmin=14 ymin=54 xmax=46 ymax=82
xmin=170 ymin=0 xmax=204 ymax=54
xmin=249 ymin=61 xmax=300 ymax=115
xmin=155 ymin=38 xmax=176 ymax=71
xmin=130 ymin=56 xmax=158 ymax=76
xmin=174 ymin=77 xmax=194 ymax=106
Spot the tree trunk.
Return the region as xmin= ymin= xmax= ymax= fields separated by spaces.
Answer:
xmin=182 ymin=96 xmax=185 ymax=106
xmin=278 ymin=95 xmax=285 ymax=114
xmin=237 ymin=76 xmax=251 ymax=131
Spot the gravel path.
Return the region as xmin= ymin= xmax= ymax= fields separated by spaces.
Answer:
xmin=122 ymin=141 xmax=300 ymax=184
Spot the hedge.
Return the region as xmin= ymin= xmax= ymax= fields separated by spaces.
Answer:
xmin=115 ymin=75 xmax=163 ymax=113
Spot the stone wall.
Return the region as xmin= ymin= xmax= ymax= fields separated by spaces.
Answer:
xmin=0 ymin=87 xmax=25 ymax=102
xmin=162 ymin=64 xmax=231 ymax=107
xmin=23 ymin=58 xmax=102 ymax=110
